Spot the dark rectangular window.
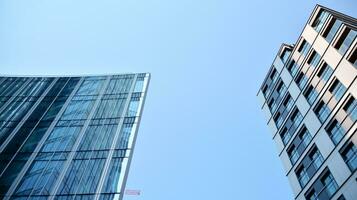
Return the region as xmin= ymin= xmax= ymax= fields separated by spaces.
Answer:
xmin=262 ymin=68 xmax=280 ymax=98
xmin=337 ymin=195 xmax=346 ymax=200
xmin=287 ymin=126 xmax=312 ymax=165
xmin=280 ymin=108 xmax=303 ymax=145
xmin=343 ymin=96 xmax=357 ymax=121
xmin=305 ymin=169 xmax=338 ymax=200
xmin=299 ymin=127 xmax=312 ymax=149
xmin=298 ymin=39 xmax=311 ymax=56
xmin=304 ymin=85 xmax=318 ymax=105
xmin=269 ymin=68 xmax=277 ymax=82
xmin=348 ymin=48 xmax=357 ymax=68
xmin=309 ymin=147 xmax=324 ymax=170
xmin=291 ymin=109 xmax=303 ymax=127
xmin=334 ymin=28 xmax=357 ymax=55
xmin=321 ymin=171 xmax=339 ymax=197
xmin=268 ymin=98 xmax=274 ymax=108
xmin=296 ymin=72 xmax=308 ymax=89
xmin=314 ymin=101 xmax=331 ymax=122
xmin=325 ymin=119 xmax=345 ymax=145
xmin=306 ymin=189 xmax=318 ymax=200
xmin=268 ymin=98 xmax=277 ymax=113
xmin=295 ymin=146 xmax=324 ymax=187
xmin=311 ymin=10 xmax=329 ymax=32
xmin=296 ymin=165 xmax=309 ymax=187
xmin=307 ymin=51 xmax=321 ymax=68
xmin=340 ymin=142 xmax=357 ymax=172
xmin=281 ymin=49 xmax=291 ymax=63
xmin=262 ymin=85 xmax=268 ymax=96
xmin=276 ymin=81 xmax=286 ymax=94
xmin=317 ymin=63 xmax=333 ymax=82
xmin=282 ymin=94 xmax=294 ymax=112
xmin=287 ymin=145 xmax=298 ymax=164
xmin=280 ymin=127 xmax=289 ymax=144
xmin=287 ymin=60 xmax=299 ymax=77
xmin=298 ymin=40 xmax=306 ymax=52
xmin=307 ymin=51 xmax=316 ymax=64
xmin=274 ymin=112 xmax=283 ymax=128
xmin=322 ymin=18 xmax=342 ymax=43
xmin=329 ymin=79 xmax=346 ymax=101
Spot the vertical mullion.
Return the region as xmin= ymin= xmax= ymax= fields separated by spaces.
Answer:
xmin=0 ymin=78 xmax=32 ymax=116
xmin=94 ymin=74 xmax=137 ymax=200
xmin=0 ymin=78 xmax=70 ymax=178
xmin=0 ymin=78 xmax=59 ymax=153
xmin=4 ymin=77 xmax=84 ymax=199
xmin=0 ymin=77 xmax=7 ymax=93
xmin=117 ymin=73 xmax=150 ymax=200
xmin=48 ymin=76 xmax=111 ymax=200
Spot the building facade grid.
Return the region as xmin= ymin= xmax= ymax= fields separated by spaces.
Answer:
xmin=0 ymin=73 xmax=150 ymax=200
xmin=258 ymin=5 xmax=356 ymax=200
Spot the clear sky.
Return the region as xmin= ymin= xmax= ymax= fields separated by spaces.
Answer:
xmin=0 ymin=0 xmax=356 ymax=199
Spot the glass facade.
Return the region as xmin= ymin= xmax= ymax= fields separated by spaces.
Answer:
xmin=0 ymin=74 xmax=150 ymax=200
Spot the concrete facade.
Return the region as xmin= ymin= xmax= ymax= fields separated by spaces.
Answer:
xmin=258 ymin=5 xmax=357 ymax=200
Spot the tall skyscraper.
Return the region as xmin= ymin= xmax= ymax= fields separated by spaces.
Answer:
xmin=257 ymin=5 xmax=356 ymax=200
xmin=0 ymin=73 xmax=150 ymax=200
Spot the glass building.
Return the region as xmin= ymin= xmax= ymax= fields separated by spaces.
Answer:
xmin=257 ymin=5 xmax=356 ymax=200
xmin=0 ymin=73 xmax=150 ymax=200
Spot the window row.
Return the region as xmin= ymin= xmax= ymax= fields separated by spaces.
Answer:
xmin=324 ymin=95 xmax=356 ymax=145
xmin=262 ymin=68 xmax=279 ymax=98
xmin=295 ymin=145 xmax=324 ymax=187
xmin=311 ymin=9 xmax=356 ymax=67
xmin=266 ymin=80 xmax=287 ymax=114
xmin=313 ymin=78 xmax=346 ymax=123
xmin=305 ymin=168 xmax=338 ymax=200
xmin=279 ymin=108 xmax=303 ymax=145
xmin=287 ymin=126 xmax=312 ymax=165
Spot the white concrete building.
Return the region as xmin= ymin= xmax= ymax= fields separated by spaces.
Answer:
xmin=257 ymin=5 xmax=357 ymax=200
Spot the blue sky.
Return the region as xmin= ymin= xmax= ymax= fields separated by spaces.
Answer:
xmin=0 ymin=0 xmax=356 ymax=199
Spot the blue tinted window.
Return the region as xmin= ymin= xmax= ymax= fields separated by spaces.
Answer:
xmin=314 ymin=101 xmax=331 ymax=122
xmin=323 ymin=18 xmax=342 ymax=43
xmin=312 ymin=10 xmax=329 ymax=32
xmin=329 ymin=79 xmax=346 ymax=101
xmin=335 ymin=28 xmax=357 ymax=55
xmin=287 ymin=60 xmax=299 ymax=77
xmin=304 ymin=85 xmax=318 ymax=105
xmin=298 ymin=40 xmax=311 ymax=56
xmin=341 ymin=142 xmax=357 ymax=171
xmin=343 ymin=96 xmax=357 ymax=121
xmin=317 ymin=63 xmax=333 ymax=82
xmin=296 ymin=72 xmax=308 ymax=89
xmin=307 ymin=51 xmax=321 ymax=68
